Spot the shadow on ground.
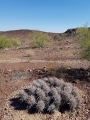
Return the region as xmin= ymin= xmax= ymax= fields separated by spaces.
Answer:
xmin=36 ymin=67 xmax=90 ymax=82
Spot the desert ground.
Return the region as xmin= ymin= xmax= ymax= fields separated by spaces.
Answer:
xmin=0 ymin=29 xmax=90 ymax=120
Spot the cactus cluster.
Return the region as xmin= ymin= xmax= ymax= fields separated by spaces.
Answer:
xmin=18 ymin=77 xmax=81 ymax=114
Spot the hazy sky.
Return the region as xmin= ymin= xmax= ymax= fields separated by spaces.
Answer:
xmin=0 ymin=0 xmax=90 ymax=33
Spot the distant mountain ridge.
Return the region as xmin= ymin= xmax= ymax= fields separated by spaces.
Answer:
xmin=0 ymin=31 xmax=5 ymax=33
xmin=0 ymin=27 xmax=90 ymax=41
xmin=0 ymin=29 xmax=65 ymax=43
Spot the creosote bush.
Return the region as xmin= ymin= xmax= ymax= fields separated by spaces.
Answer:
xmin=76 ymin=23 xmax=90 ymax=60
xmin=30 ymin=31 xmax=51 ymax=48
xmin=0 ymin=36 xmax=21 ymax=48
xmin=18 ymin=77 xmax=82 ymax=114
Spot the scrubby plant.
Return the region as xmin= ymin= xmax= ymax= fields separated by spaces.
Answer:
xmin=30 ymin=30 xmax=51 ymax=48
xmin=0 ymin=36 xmax=21 ymax=48
xmin=76 ymin=24 xmax=90 ymax=48
xmin=76 ymin=23 xmax=90 ymax=60
xmin=81 ymin=46 xmax=90 ymax=60
xmin=18 ymin=77 xmax=82 ymax=114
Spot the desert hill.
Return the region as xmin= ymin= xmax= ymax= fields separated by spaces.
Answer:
xmin=0 ymin=29 xmax=75 ymax=45
xmin=0 ymin=28 xmax=76 ymax=39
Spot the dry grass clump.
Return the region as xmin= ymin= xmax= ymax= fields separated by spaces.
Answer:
xmin=18 ymin=77 xmax=82 ymax=114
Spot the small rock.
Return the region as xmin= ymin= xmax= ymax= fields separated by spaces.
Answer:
xmin=32 ymin=68 xmax=35 ymax=70
xmin=16 ymin=46 xmax=22 ymax=49
xmin=8 ymin=70 xmax=12 ymax=72
xmin=53 ymin=47 xmax=57 ymax=50
xmin=72 ymin=80 xmax=79 ymax=84
xmin=43 ymin=66 xmax=46 ymax=71
xmin=68 ymin=67 xmax=71 ymax=69
xmin=27 ymin=69 xmax=32 ymax=73
xmin=11 ymin=71 xmax=28 ymax=80
xmin=43 ymin=66 xmax=46 ymax=69
xmin=4 ymin=108 xmax=7 ymax=111
xmin=23 ymin=54 xmax=31 ymax=57
xmin=4 ymin=48 xmax=9 ymax=51
xmin=86 ymin=109 xmax=90 ymax=114
xmin=4 ymin=70 xmax=8 ymax=74
xmin=60 ymin=47 xmax=63 ymax=50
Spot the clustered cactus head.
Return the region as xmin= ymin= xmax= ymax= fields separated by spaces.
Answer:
xmin=18 ymin=77 xmax=82 ymax=114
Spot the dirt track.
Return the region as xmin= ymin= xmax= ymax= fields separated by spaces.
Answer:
xmin=0 ymin=58 xmax=89 ymax=70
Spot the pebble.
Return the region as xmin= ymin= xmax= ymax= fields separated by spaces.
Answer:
xmin=27 ymin=69 xmax=32 ymax=73
xmin=86 ymin=109 xmax=90 ymax=114
xmin=4 ymin=48 xmax=9 ymax=51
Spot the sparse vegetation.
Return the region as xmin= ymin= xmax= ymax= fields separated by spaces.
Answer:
xmin=76 ymin=23 xmax=90 ymax=60
xmin=0 ymin=36 xmax=21 ymax=48
xmin=18 ymin=77 xmax=81 ymax=114
xmin=30 ymin=31 xmax=51 ymax=48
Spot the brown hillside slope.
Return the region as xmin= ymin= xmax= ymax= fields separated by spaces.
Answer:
xmin=0 ymin=29 xmax=66 ymax=44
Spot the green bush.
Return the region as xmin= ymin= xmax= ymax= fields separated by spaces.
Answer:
xmin=0 ymin=36 xmax=21 ymax=48
xmin=81 ymin=46 xmax=90 ymax=60
xmin=76 ymin=24 xmax=90 ymax=60
xmin=30 ymin=31 xmax=51 ymax=48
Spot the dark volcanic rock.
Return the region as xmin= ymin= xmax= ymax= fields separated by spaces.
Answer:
xmin=65 ymin=28 xmax=77 ymax=36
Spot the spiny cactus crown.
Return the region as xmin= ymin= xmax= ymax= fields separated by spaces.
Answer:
xmin=18 ymin=77 xmax=82 ymax=114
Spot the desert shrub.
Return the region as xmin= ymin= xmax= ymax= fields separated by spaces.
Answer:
xmin=30 ymin=31 xmax=51 ymax=48
xmin=76 ymin=23 xmax=90 ymax=60
xmin=0 ymin=36 xmax=21 ymax=48
xmin=11 ymin=38 xmax=21 ymax=46
xmin=18 ymin=77 xmax=82 ymax=114
xmin=81 ymin=46 xmax=90 ymax=60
